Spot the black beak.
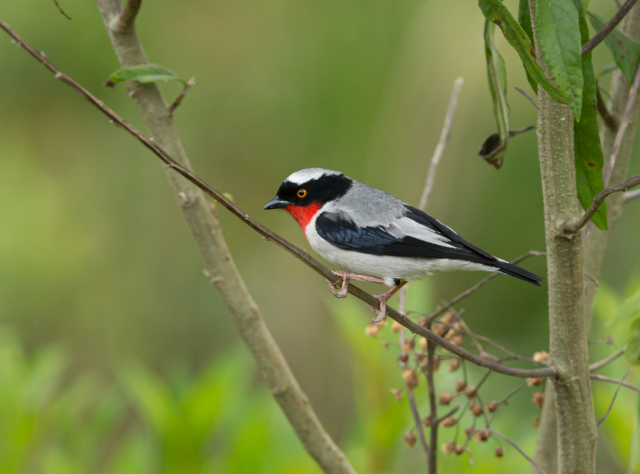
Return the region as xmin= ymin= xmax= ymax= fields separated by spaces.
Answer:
xmin=263 ymin=197 xmax=292 ymax=210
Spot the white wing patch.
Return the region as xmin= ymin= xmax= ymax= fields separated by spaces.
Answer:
xmin=387 ymin=217 xmax=455 ymax=248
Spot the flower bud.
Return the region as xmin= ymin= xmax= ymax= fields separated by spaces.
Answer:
xmin=454 ymin=379 xmax=467 ymax=393
xmin=470 ymin=401 xmax=484 ymax=417
xmin=442 ymin=440 xmax=455 ymax=454
xmin=454 ymin=445 xmax=465 ymax=455
xmin=464 ymin=385 xmax=477 ymax=398
xmin=532 ymin=392 xmax=545 ymax=408
xmin=495 ymin=446 xmax=504 ymax=458
xmin=475 ymin=429 xmax=490 ymax=442
xmin=533 ymin=351 xmax=549 ymax=363
xmin=417 ymin=317 xmax=428 ymax=328
xmin=365 ymin=323 xmax=380 ymax=337
xmin=464 ymin=426 xmax=475 ymax=437
xmin=448 ymin=359 xmax=461 ymax=372
xmin=433 ymin=357 xmax=441 ymax=372
xmin=486 ymin=402 xmax=497 ymax=413
xmin=432 ymin=323 xmax=446 ymax=336
xmin=442 ymin=312 xmax=455 ymax=325
xmin=398 ymin=353 xmax=409 ymax=364
xmin=439 ymin=392 xmax=453 ymax=406
xmin=414 ymin=351 xmax=426 ymax=363
xmin=527 ymin=377 xmax=544 ymax=387
xmin=392 ymin=321 xmax=404 ymax=333
xmin=401 ymin=338 xmax=415 ymax=353
xmin=441 ymin=416 xmax=457 ymax=427
xmin=390 ymin=389 xmax=402 ymax=402
xmin=451 ymin=336 xmax=464 ymax=346
xmin=532 ymin=417 xmax=540 ymax=429
xmin=419 ymin=337 xmax=428 ymax=350
xmin=405 ymin=431 xmax=416 ymax=447
xmin=423 ymin=416 xmax=432 ymax=427
xmin=403 ymin=369 xmax=416 ymax=382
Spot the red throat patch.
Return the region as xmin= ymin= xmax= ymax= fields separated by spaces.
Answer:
xmin=285 ymin=202 xmax=322 ymax=231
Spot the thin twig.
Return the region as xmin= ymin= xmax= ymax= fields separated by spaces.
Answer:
xmin=597 ymin=84 xmax=620 ymax=131
xmin=168 ymin=78 xmax=197 ymax=117
xmin=589 ymin=346 xmax=627 ymax=372
xmin=407 ymin=389 xmax=430 ymax=458
xmin=419 ymin=77 xmax=463 ymax=211
xmin=109 ymin=0 xmax=143 ymax=32
xmin=426 ymin=335 xmax=438 ymax=474
xmin=614 ymin=0 xmax=623 ymax=8
xmin=582 ymin=0 xmax=639 ymax=56
xmin=588 ymin=336 xmax=614 ymax=345
xmin=625 ymin=188 xmax=640 ymax=203
xmin=514 ymin=86 xmax=539 ymax=110
xmin=564 ymin=175 xmax=640 ymax=233
xmin=590 ymin=374 xmax=640 ymax=393
xmin=604 ymin=57 xmax=640 ymax=186
xmin=488 ymin=430 xmax=547 ymax=474
xmin=596 ymin=370 xmax=632 ymax=426
xmin=436 ymin=406 xmax=460 ymax=424
xmin=428 ymin=251 xmax=546 ymax=321
xmin=0 ymin=19 xmax=557 ymax=380
xmin=53 ymin=0 xmax=72 ymax=19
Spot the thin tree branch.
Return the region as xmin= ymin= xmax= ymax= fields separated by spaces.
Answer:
xmin=108 ymin=0 xmax=142 ymax=32
xmin=407 ymin=389 xmax=430 ymax=460
xmin=53 ymin=0 xmax=72 ymax=20
xmin=582 ymin=0 xmax=639 ymax=56
xmin=604 ymin=58 xmax=640 ymax=186
xmin=426 ymin=335 xmax=438 ymax=474
xmin=514 ymin=85 xmax=539 ymax=110
xmin=625 ymin=188 xmax=640 ymax=203
xmin=419 ymin=77 xmax=463 ymax=211
xmin=596 ymin=370 xmax=631 ymax=426
xmin=436 ymin=405 xmax=460 ymax=424
xmin=168 ymin=77 xmax=197 ymax=117
xmin=589 ymin=346 xmax=627 ymax=372
xmin=427 ymin=251 xmax=546 ymax=321
xmin=564 ymin=175 xmax=640 ymax=233
xmin=0 ymin=19 xmax=556 ymax=380
xmin=597 ymin=84 xmax=620 ymax=131
xmin=590 ymin=374 xmax=640 ymax=394
xmin=488 ymin=430 xmax=547 ymax=474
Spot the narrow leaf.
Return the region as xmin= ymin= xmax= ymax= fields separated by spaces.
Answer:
xmin=518 ymin=0 xmax=539 ymax=92
xmin=105 ymin=64 xmax=187 ymax=88
xmin=535 ymin=0 xmax=584 ymax=119
xmin=482 ymin=19 xmax=510 ymax=169
xmin=479 ymin=0 xmax=569 ymax=105
xmin=574 ymin=0 xmax=607 ymax=228
xmin=588 ymin=12 xmax=640 ymax=85
xmin=597 ymin=63 xmax=619 ymax=79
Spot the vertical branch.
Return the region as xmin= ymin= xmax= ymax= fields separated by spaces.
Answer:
xmin=426 ymin=333 xmax=438 ymax=474
xmin=419 ymin=78 xmax=464 ymax=211
xmin=93 ymin=2 xmax=356 ymax=473
xmin=528 ymin=2 xmax=597 ymax=473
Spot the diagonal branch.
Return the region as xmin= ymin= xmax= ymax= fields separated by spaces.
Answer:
xmin=488 ymin=430 xmax=547 ymax=474
xmin=589 ymin=346 xmax=627 ymax=372
xmin=108 ymin=0 xmax=142 ymax=32
xmin=596 ymin=370 xmax=631 ymax=426
xmin=0 ymin=19 xmax=556 ymax=380
xmin=590 ymin=374 xmax=640 ymax=393
xmin=582 ymin=0 xmax=639 ymax=56
xmin=563 ymin=175 xmax=640 ymax=233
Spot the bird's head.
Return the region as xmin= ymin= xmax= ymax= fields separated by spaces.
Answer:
xmin=263 ymin=168 xmax=352 ymax=230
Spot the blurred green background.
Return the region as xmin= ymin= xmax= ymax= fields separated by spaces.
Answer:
xmin=1 ymin=0 xmax=639 ymax=472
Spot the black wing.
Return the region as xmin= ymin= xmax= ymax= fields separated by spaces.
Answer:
xmin=315 ymin=207 xmax=542 ymax=285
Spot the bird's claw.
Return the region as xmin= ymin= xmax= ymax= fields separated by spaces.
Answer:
xmin=367 ymin=296 xmax=388 ymax=322
xmin=328 ymin=280 xmax=348 ymax=298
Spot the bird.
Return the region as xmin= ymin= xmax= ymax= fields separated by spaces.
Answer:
xmin=263 ymin=168 xmax=542 ymax=321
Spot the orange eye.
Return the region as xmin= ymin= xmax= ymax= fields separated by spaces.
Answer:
xmin=297 ymin=189 xmax=307 ymax=198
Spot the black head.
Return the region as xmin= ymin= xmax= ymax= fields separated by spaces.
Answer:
xmin=263 ymin=168 xmax=353 ymax=210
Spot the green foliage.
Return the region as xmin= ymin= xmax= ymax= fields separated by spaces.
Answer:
xmin=534 ymin=0 xmax=583 ymax=119
xmin=588 ymin=12 xmax=640 ymax=86
xmin=478 ymin=0 xmax=569 ymax=105
xmin=518 ymin=0 xmax=539 ymax=92
xmin=573 ymin=0 xmax=607 ymax=229
xmin=625 ymin=318 xmax=640 ymax=365
xmin=482 ymin=20 xmax=510 ymax=169
xmin=105 ymin=64 xmax=188 ymax=88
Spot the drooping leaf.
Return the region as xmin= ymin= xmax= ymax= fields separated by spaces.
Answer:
xmin=518 ymin=0 xmax=539 ymax=92
xmin=478 ymin=126 xmax=535 ymax=165
xmin=482 ymin=19 xmax=510 ymax=169
xmin=535 ymin=0 xmax=584 ymax=119
xmin=588 ymin=12 xmax=640 ymax=85
xmin=573 ymin=0 xmax=607 ymax=228
xmin=478 ymin=0 xmax=569 ymax=105
xmin=105 ymin=64 xmax=187 ymax=88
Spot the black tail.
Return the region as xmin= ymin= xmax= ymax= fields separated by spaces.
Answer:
xmin=495 ymin=260 xmax=543 ymax=286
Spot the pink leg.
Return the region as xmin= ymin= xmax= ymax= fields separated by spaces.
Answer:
xmin=328 ymin=271 xmax=386 ymax=298
xmin=369 ymin=281 xmax=408 ymax=322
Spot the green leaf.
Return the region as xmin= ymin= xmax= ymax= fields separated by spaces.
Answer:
xmin=479 ymin=0 xmax=569 ymax=105
xmin=610 ymin=287 xmax=640 ymax=327
xmin=535 ymin=0 xmax=584 ymax=119
xmin=573 ymin=1 xmax=608 ymax=228
xmin=518 ymin=0 xmax=539 ymax=93
xmin=105 ymin=64 xmax=187 ymax=88
xmin=588 ymin=12 xmax=640 ymax=85
xmin=626 ymin=319 xmax=640 ymax=365
xmin=481 ymin=19 xmax=510 ymax=169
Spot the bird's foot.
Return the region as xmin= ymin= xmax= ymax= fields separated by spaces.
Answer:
xmin=367 ymin=281 xmax=408 ymax=322
xmin=328 ymin=272 xmax=387 ymax=299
